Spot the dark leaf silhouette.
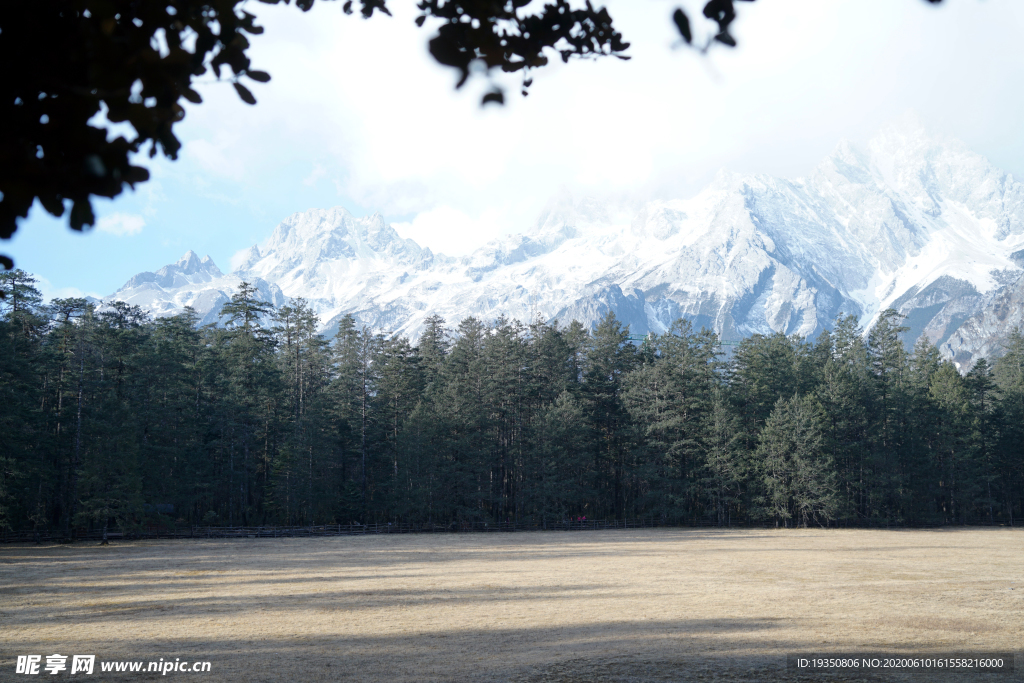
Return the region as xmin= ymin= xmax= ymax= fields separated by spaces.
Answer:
xmin=482 ymin=88 xmax=505 ymax=105
xmin=233 ymin=82 xmax=258 ymax=105
xmin=673 ymin=8 xmax=693 ymax=44
xmin=0 ymin=0 xmax=275 ymax=245
xmin=417 ymin=0 xmax=631 ymax=96
xmin=714 ymin=31 xmax=736 ymax=47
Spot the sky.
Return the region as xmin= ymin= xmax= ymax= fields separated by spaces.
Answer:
xmin=9 ymin=0 xmax=1024 ymax=300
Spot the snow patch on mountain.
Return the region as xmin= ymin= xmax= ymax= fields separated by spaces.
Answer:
xmin=109 ymin=250 xmax=283 ymax=326
xmin=105 ymin=117 xmax=1024 ymax=368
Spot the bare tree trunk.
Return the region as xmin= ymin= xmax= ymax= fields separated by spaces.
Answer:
xmin=360 ymin=336 xmax=370 ymax=517
xmin=361 ymin=385 xmax=367 ymax=514
xmin=243 ymin=439 xmax=249 ymax=526
xmin=65 ymin=354 xmax=84 ymax=541
xmin=229 ymin=437 xmax=234 ymax=527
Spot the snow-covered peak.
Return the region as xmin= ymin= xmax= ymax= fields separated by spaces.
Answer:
xmin=266 ymin=206 xmax=350 ymax=244
xmin=248 ymin=206 xmax=430 ymax=272
xmin=862 ymin=116 xmax=1024 ymax=239
xmin=817 ymin=138 xmax=873 ymax=183
xmin=177 ymin=250 xmax=203 ymax=273
xmin=867 ymin=111 xmax=932 ymax=159
xmin=629 ymin=202 xmax=688 ymax=241
xmin=170 ymin=251 xmax=223 ymax=278
xmin=532 ymin=191 xmax=580 ymax=238
xmin=103 ymin=119 xmax=1024 ymax=369
xmin=232 ymin=245 xmax=262 ymax=272
xmin=113 ymin=251 xmax=224 ymax=294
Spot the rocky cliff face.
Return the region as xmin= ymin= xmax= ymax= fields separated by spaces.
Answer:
xmin=105 ymin=118 xmax=1024 ymax=369
xmin=943 ymin=266 xmax=1024 ymax=367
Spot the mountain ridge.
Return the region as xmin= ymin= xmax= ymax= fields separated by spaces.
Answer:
xmin=104 ymin=118 xmax=1024 ymax=369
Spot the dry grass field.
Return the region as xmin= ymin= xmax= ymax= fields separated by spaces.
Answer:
xmin=1 ymin=528 xmax=1022 ymax=682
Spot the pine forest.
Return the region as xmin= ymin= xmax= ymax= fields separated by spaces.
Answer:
xmin=2 ymin=269 xmax=1023 ymax=535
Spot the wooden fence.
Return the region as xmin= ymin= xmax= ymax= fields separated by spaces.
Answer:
xmin=0 ymin=518 xmax=679 ymax=543
xmin=0 ymin=517 xmax=975 ymax=544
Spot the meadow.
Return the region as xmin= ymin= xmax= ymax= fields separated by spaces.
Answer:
xmin=1 ymin=528 xmax=1021 ymax=682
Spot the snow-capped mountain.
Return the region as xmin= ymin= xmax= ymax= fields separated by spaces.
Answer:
xmin=109 ymin=250 xmax=284 ymax=326
xmin=106 ymin=117 xmax=1024 ymax=368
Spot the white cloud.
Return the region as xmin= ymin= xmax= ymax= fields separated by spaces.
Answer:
xmin=207 ymin=0 xmax=1024 ymax=256
xmin=392 ymin=205 xmax=508 ymax=256
xmin=303 ymin=163 xmax=328 ymax=187
xmin=183 ymin=137 xmax=246 ymax=182
xmin=137 ymin=180 xmax=166 ymax=218
xmin=34 ymin=275 xmax=103 ymax=303
xmin=96 ymin=212 xmax=146 ymax=236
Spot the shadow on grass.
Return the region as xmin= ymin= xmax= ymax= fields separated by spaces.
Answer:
xmin=1 ymin=531 xmax=1020 ymax=682
xmin=1 ymin=621 xmax=1016 ymax=683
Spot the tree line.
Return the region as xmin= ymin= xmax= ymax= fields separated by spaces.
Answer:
xmin=2 ymin=269 xmax=1023 ymax=534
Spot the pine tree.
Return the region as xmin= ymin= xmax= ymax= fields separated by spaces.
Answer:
xmin=814 ymin=315 xmax=872 ymax=523
xmin=273 ymin=298 xmax=334 ymax=523
xmin=867 ymin=309 xmax=911 ymax=522
xmin=480 ymin=316 xmax=530 ymax=522
xmin=137 ymin=309 xmax=206 ymax=527
xmin=0 ymin=269 xmax=44 ymax=319
xmin=966 ymin=358 xmax=999 ymax=523
xmin=433 ymin=317 xmax=491 ymax=522
xmin=621 ymin=320 xmax=720 ymax=522
xmin=330 ymin=315 xmax=379 ymax=521
xmin=700 ymin=386 xmax=744 ymax=526
xmin=755 ymin=395 xmax=836 ymax=527
xmin=33 ymin=298 xmax=89 ymax=533
xmin=583 ymin=311 xmax=637 ymax=519
xmin=527 ymin=390 xmax=588 ymax=525
xmin=929 ymin=362 xmax=972 ymax=524
xmin=216 ymin=283 xmax=281 ymax=525
xmin=417 ymin=314 xmax=450 ymax=390
xmin=73 ymin=302 xmax=150 ymax=541
xmin=372 ymin=334 xmax=422 ymax=520
xmin=0 ymin=271 xmax=47 ymax=530
xmin=904 ymin=337 xmax=943 ymax=523
xmin=993 ymin=328 xmax=1024 ymax=524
